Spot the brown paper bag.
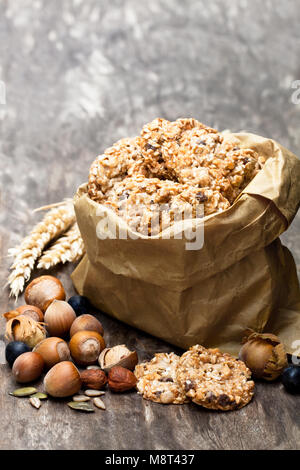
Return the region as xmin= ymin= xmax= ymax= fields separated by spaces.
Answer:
xmin=72 ymin=132 xmax=300 ymax=356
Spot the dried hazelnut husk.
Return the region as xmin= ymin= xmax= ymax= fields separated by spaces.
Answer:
xmin=239 ymin=330 xmax=288 ymax=381
xmin=5 ymin=315 xmax=46 ymax=349
xmin=99 ymin=345 xmax=138 ymax=372
xmin=80 ymin=369 xmax=107 ymax=390
xmin=108 ymin=366 xmax=137 ymax=392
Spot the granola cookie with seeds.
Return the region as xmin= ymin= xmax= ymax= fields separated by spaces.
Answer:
xmin=88 ymin=137 xmax=151 ymax=201
xmin=103 ymin=175 xmax=230 ymax=235
xmin=87 ymin=118 xmax=265 ymax=232
xmin=140 ymin=118 xmax=264 ymax=204
xmin=134 ymin=352 xmax=188 ymax=404
xmin=176 ymin=345 xmax=254 ymax=411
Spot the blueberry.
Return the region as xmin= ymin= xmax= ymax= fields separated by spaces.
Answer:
xmin=5 ymin=341 xmax=31 ymax=367
xmin=282 ymin=366 xmax=300 ymax=394
xmin=68 ymin=295 xmax=91 ymax=316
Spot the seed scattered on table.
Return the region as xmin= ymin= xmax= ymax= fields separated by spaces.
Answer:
xmin=85 ymin=389 xmax=105 ymax=397
xmin=67 ymin=401 xmax=95 ymax=412
xmin=93 ymin=397 xmax=106 ymax=410
xmin=73 ymin=395 xmax=91 ymax=402
xmin=10 ymin=387 xmax=37 ymax=397
xmin=30 ymin=392 xmax=48 ymax=400
xmin=29 ymin=397 xmax=41 ymax=409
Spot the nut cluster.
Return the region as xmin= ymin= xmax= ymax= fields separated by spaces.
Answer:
xmin=3 ymin=276 xmax=139 ymax=412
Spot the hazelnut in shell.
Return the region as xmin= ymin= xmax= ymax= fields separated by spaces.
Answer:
xmin=99 ymin=344 xmax=138 ymax=372
xmin=25 ymin=275 xmax=66 ymax=312
xmin=3 ymin=305 xmax=44 ymax=322
xmin=69 ymin=330 xmax=105 ymax=366
xmin=33 ymin=337 xmax=71 ymax=369
xmin=239 ymin=330 xmax=288 ymax=381
xmin=70 ymin=314 xmax=104 ymax=337
xmin=44 ymin=361 xmax=81 ymax=397
xmin=44 ymin=300 xmax=76 ymax=337
xmin=108 ymin=366 xmax=137 ymax=392
xmin=80 ymin=369 xmax=107 ymax=390
xmin=12 ymin=352 xmax=44 ymax=383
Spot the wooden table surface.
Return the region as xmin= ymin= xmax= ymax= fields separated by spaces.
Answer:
xmin=0 ymin=0 xmax=300 ymax=450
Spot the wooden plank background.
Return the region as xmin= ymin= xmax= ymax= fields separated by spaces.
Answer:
xmin=0 ymin=0 xmax=299 ymax=450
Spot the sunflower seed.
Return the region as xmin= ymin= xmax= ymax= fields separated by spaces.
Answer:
xmin=93 ymin=397 xmax=106 ymax=410
xmin=10 ymin=387 xmax=37 ymax=397
xmin=29 ymin=397 xmax=41 ymax=409
xmin=67 ymin=402 xmax=95 ymax=412
xmin=30 ymin=392 xmax=48 ymax=400
xmin=73 ymin=395 xmax=91 ymax=402
xmin=85 ymin=389 xmax=105 ymax=397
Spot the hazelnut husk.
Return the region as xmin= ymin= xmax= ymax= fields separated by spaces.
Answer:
xmin=108 ymin=366 xmax=137 ymax=392
xmin=99 ymin=345 xmax=138 ymax=372
xmin=239 ymin=329 xmax=288 ymax=381
xmin=5 ymin=315 xmax=46 ymax=349
xmin=80 ymin=369 xmax=107 ymax=390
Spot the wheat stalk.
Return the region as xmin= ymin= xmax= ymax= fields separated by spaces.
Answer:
xmin=37 ymin=223 xmax=85 ymax=270
xmin=8 ymin=202 xmax=75 ymax=298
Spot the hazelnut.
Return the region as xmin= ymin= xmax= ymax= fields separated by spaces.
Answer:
xmin=108 ymin=366 xmax=137 ymax=393
xmin=70 ymin=314 xmax=104 ymax=337
xmin=80 ymin=369 xmax=107 ymax=390
xmin=69 ymin=330 xmax=105 ymax=366
xmin=25 ymin=275 xmax=66 ymax=312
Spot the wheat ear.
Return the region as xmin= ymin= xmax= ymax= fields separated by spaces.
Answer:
xmin=37 ymin=223 xmax=85 ymax=270
xmin=8 ymin=202 xmax=75 ymax=298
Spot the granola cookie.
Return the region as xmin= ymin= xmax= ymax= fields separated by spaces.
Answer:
xmin=88 ymin=137 xmax=150 ymax=201
xmin=134 ymin=353 xmax=188 ymax=404
xmin=176 ymin=345 xmax=255 ymax=411
xmin=140 ymin=118 xmax=264 ymax=204
xmin=104 ymin=175 xmax=230 ymax=235
xmin=87 ymin=118 xmax=265 ymax=233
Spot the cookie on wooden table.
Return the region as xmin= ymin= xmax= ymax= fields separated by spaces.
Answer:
xmin=134 ymin=352 xmax=188 ymax=405
xmin=176 ymin=345 xmax=255 ymax=411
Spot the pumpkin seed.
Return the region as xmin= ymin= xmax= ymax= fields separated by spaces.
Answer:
xmin=85 ymin=389 xmax=105 ymax=397
xmin=73 ymin=395 xmax=91 ymax=402
xmin=29 ymin=397 xmax=41 ymax=409
xmin=67 ymin=401 xmax=95 ymax=412
xmin=30 ymin=392 xmax=48 ymax=400
xmin=86 ymin=365 xmax=101 ymax=370
xmin=93 ymin=397 xmax=106 ymax=410
xmin=10 ymin=387 xmax=37 ymax=397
